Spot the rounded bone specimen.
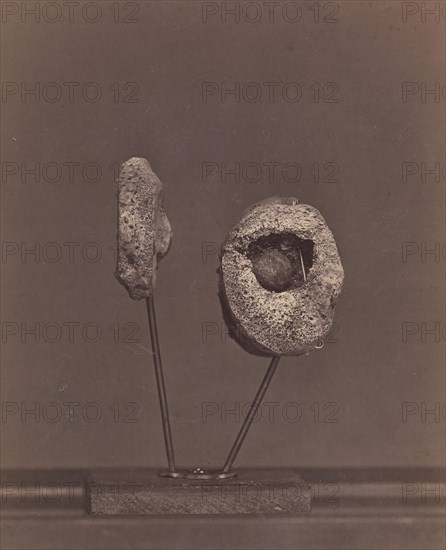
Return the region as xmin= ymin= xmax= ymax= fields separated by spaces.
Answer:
xmin=221 ymin=197 xmax=344 ymax=356
xmin=116 ymin=158 xmax=172 ymax=300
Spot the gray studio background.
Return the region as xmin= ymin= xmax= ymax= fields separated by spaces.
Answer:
xmin=1 ymin=0 xmax=444 ymax=471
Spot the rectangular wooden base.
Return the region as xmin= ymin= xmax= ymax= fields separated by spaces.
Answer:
xmin=86 ymin=470 xmax=311 ymax=515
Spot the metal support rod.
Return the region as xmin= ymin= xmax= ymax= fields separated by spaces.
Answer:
xmin=298 ymin=248 xmax=307 ymax=283
xmin=222 ymin=355 xmax=281 ymax=473
xmin=146 ymin=294 xmax=176 ymax=473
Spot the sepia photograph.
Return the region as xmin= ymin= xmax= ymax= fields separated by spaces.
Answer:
xmin=1 ymin=1 xmax=445 ymax=549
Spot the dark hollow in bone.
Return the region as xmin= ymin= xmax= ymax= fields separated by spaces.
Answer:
xmin=248 ymin=233 xmax=315 ymax=292
xmin=221 ymin=197 xmax=344 ymax=356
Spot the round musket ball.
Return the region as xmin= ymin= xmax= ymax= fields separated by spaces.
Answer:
xmin=252 ymin=249 xmax=293 ymax=292
xmin=221 ymin=197 xmax=344 ymax=356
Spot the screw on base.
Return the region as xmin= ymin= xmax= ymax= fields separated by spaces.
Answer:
xmin=158 ymin=469 xmax=237 ymax=480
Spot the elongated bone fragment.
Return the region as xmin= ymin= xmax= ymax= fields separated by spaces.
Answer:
xmin=116 ymin=158 xmax=172 ymax=300
xmin=221 ymin=197 xmax=344 ymax=356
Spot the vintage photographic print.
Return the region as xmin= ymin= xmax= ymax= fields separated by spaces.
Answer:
xmin=1 ymin=1 xmax=445 ymax=549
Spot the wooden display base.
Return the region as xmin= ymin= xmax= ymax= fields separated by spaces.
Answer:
xmin=86 ymin=469 xmax=311 ymax=516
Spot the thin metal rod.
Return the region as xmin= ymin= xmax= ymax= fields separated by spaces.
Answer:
xmin=146 ymin=294 xmax=176 ymax=472
xmin=222 ymin=355 xmax=281 ymax=473
xmin=298 ymin=248 xmax=307 ymax=283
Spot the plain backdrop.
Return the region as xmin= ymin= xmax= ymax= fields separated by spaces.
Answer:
xmin=1 ymin=0 xmax=445 ymax=472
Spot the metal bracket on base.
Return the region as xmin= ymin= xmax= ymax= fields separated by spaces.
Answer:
xmin=158 ymin=469 xmax=237 ymax=480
